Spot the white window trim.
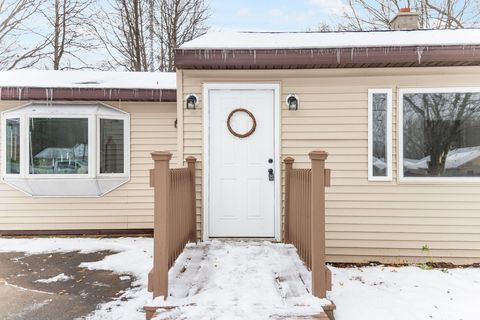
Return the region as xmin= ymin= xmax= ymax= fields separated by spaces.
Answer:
xmin=96 ymin=115 xmax=131 ymax=178
xmin=1 ymin=115 xmax=24 ymax=178
xmin=1 ymin=102 xmax=130 ymax=197
xmin=398 ymin=87 xmax=480 ymax=183
xmin=368 ymin=88 xmax=393 ymax=181
xmin=26 ymin=114 xmax=96 ymax=179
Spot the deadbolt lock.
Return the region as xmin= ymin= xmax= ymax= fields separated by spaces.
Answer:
xmin=268 ymin=168 xmax=274 ymax=181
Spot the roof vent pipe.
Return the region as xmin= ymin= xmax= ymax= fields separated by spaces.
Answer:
xmin=390 ymin=8 xmax=420 ymax=30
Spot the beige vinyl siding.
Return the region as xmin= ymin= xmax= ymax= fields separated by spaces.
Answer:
xmin=179 ymin=66 xmax=480 ymax=264
xmin=0 ymin=100 xmax=177 ymax=231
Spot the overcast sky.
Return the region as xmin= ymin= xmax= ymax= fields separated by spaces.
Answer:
xmin=207 ymin=0 xmax=345 ymax=32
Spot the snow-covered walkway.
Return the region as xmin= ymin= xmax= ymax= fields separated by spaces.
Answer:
xmin=151 ymin=241 xmax=329 ymax=319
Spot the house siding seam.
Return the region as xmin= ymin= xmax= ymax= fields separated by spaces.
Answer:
xmin=0 ymin=100 xmax=177 ymax=231
xmin=179 ymin=66 xmax=480 ymax=264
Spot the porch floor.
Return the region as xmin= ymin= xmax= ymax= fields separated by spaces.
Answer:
xmin=149 ymin=241 xmax=330 ymax=319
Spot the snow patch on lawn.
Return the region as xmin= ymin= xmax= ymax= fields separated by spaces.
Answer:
xmin=329 ymin=265 xmax=480 ymax=320
xmin=35 ymin=273 xmax=72 ymax=283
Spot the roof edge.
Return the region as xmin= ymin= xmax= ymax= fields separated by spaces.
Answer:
xmin=175 ymin=45 xmax=480 ymax=70
xmin=0 ymin=87 xmax=177 ymax=102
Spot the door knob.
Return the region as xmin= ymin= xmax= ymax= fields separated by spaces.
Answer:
xmin=268 ymin=168 xmax=274 ymax=181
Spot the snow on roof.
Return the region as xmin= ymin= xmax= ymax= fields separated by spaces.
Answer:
xmin=180 ymin=29 xmax=480 ymax=50
xmin=0 ymin=69 xmax=177 ymax=90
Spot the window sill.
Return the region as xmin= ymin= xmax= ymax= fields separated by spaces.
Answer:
xmin=2 ymin=176 xmax=129 ymax=197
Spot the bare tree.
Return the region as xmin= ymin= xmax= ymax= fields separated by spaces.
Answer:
xmin=38 ymin=0 xmax=97 ymax=70
xmin=94 ymin=0 xmax=150 ymax=71
xmin=95 ymin=0 xmax=209 ymax=72
xmin=338 ymin=0 xmax=480 ymax=30
xmin=156 ymin=0 xmax=209 ymax=72
xmin=0 ymin=0 xmax=48 ymax=70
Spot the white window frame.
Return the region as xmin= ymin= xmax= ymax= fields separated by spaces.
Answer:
xmin=398 ymin=87 xmax=480 ymax=183
xmin=1 ymin=102 xmax=130 ymax=197
xmin=1 ymin=115 xmax=25 ymax=178
xmin=368 ymin=88 xmax=393 ymax=181
xmin=96 ymin=115 xmax=131 ymax=178
xmin=26 ymin=114 xmax=96 ymax=179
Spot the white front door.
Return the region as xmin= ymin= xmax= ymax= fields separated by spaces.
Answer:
xmin=208 ymin=88 xmax=276 ymax=237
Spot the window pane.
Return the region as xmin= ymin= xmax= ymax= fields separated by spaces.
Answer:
xmin=403 ymin=92 xmax=480 ymax=177
xmin=372 ymin=93 xmax=388 ymax=177
xmin=6 ymin=118 xmax=20 ymax=174
xmin=29 ymin=118 xmax=88 ymax=174
xmin=100 ymin=119 xmax=124 ymax=174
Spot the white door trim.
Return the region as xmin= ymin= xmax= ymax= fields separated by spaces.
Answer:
xmin=202 ymin=83 xmax=281 ymax=241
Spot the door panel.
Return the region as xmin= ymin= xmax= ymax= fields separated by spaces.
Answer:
xmin=209 ymin=89 xmax=276 ymax=237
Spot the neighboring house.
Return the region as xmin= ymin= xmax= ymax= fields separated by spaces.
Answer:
xmin=2 ymin=11 xmax=480 ymax=264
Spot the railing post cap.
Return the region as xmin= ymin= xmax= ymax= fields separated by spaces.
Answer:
xmin=284 ymin=157 xmax=295 ymax=164
xmin=185 ymin=156 xmax=197 ymax=163
xmin=309 ymin=150 xmax=328 ymax=160
xmin=151 ymin=151 xmax=173 ymax=161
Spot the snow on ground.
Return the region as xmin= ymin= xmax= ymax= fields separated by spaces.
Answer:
xmin=150 ymin=241 xmax=329 ymax=319
xmin=330 ymin=265 xmax=480 ymax=320
xmin=1 ymin=237 xmax=480 ymax=320
xmin=35 ymin=273 xmax=73 ymax=283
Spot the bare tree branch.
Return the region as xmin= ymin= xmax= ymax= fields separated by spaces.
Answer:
xmin=334 ymin=0 xmax=480 ymax=31
xmin=0 ymin=0 xmax=48 ymax=70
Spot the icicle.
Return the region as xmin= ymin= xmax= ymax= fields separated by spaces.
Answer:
xmin=416 ymin=46 xmax=425 ymax=64
xmin=253 ymin=50 xmax=257 ymax=64
xmin=18 ymin=88 xmax=22 ymax=100
xmin=336 ymin=49 xmax=341 ymax=64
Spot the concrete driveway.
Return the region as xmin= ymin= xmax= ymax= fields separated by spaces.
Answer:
xmin=0 ymin=250 xmax=134 ymax=320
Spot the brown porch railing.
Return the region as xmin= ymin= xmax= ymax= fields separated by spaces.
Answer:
xmin=284 ymin=151 xmax=332 ymax=299
xmin=148 ymin=151 xmax=197 ymax=299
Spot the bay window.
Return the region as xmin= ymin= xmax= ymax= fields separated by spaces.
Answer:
xmin=1 ymin=102 xmax=130 ymax=196
xmin=400 ymin=88 xmax=480 ymax=181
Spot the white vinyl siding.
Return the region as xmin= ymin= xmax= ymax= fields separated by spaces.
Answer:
xmin=179 ymin=66 xmax=480 ymax=264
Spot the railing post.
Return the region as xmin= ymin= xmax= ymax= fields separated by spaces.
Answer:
xmin=150 ymin=151 xmax=172 ymax=299
xmin=309 ymin=150 xmax=328 ymax=299
xmin=283 ymin=157 xmax=294 ymax=243
xmin=186 ymin=156 xmax=197 ymax=243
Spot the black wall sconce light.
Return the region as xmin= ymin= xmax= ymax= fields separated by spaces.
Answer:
xmin=286 ymin=94 xmax=299 ymax=110
xmin=186 ymin=94 xmax=198 ymax=110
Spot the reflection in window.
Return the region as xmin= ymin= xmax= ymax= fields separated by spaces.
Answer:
xmin=6 ymin=118 xmax=20 ymax=174
xmin=100 ymin=119 xmax=124 ymax=174
xmin=372 ymin=93 xmax=388 ymax=177
xmin=403 ymin=92 xmax=480 ymax=177
xmin=29 ymin=118 xmax=88 ymax=174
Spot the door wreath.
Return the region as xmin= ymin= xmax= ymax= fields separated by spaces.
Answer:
xmin=227 ymin=108 xmax=257 ymax=138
